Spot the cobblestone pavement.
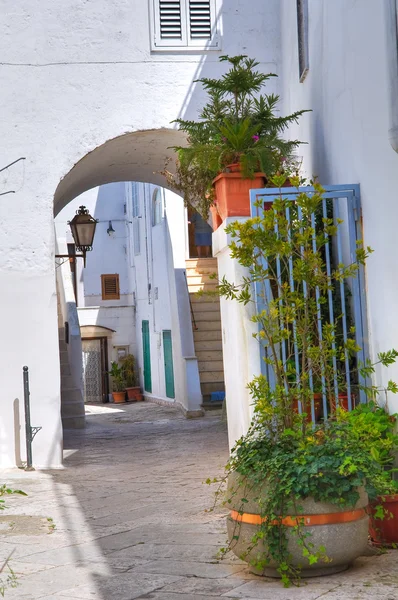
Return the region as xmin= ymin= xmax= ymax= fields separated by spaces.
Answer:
xmin=0 ymin=401 xmax=397 ymax=599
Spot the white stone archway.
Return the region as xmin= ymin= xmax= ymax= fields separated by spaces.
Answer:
xmin=53 ymin=129 xmax=186 ymax=216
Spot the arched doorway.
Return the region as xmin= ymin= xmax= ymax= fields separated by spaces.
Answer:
xmin=54 ymin=129 xmax=186 ymax=216
xmin=54 ymin=129 xmax=208 ymax=458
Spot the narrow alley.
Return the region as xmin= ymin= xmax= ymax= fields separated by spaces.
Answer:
xmin=0 ymin=402 xmax=397 ymax=599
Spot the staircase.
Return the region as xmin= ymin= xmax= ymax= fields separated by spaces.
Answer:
xmin=57 ymin=296 xmax=86 ymax=429
xmin=185 ymin=258 xmax=225 ymax=408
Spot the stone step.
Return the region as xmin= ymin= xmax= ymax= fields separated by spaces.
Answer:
xmin=193 ymin=330 xmax=222 ymax=342
xmin=61 ymin=400 xmax=86 ymax=418
xmin=201 ymin=381 xmax=226 ymax=394
xmin=187 ymin=284 xmax=218 ymax=295
xmin=62 ymin=415 xmax=86 ymax=430
xmin=202 ymin=400 xmax=224 ymax=411
xmin=59 ymin=350 xmax=69 ymax=365
xmin=193 ymin=320 xmax=222 ymax=332
xmin=186 ymin=266 xmax=218 ymax=277
xmin=189 ymin=300 xmax=221 ymax=312
xmin=186 ymin=258 xmax=217 ymax=269
xmin=196 ymin=350 xmax=223 ymax=362
xmin=190 ymin=293 xmax=220 ymax=304
xmin=186 ymin=274 xmax=218 ymax=286
xmin=194 ymin=339 xmax=223 ymax=351
xmin=61 ymin=362 xmax=71 ymax=377
xmin=198 ymin=361 xmax=224 ymax=373
xmin=192 ymin=310 xmax=220 ymax=322
xmin=199 ymin=373 xmax=225 ymax=385
xmin=59 ymin=340 xmax=68 ymax=352
xmin=61 ymin=374 xmax=75 ymax=389
xmin=61 ymin=388 xmax=83 ymax=403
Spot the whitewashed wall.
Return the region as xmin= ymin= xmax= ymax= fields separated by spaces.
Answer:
xmin=279 ymin=0 xmax=398 ymax=412
xmin=0 ymin=0 xmax=281 ymax=466
xmin=57 ymin=181 xmax=196 ymax=409
xmin=126 ymin=182 xmax=196 ymax=410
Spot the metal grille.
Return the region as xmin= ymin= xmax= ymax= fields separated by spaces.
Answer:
xmin=159 ymin=1 xmax=182 ymax=39
xmin=250 ymin=184 xmax=368 ymax=422
xmin=189 ymin=1 xmax=211 ymax=39
xmin=82 ymin=339 xmax=102 ymax=403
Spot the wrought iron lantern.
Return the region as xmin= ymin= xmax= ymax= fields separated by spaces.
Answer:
xmin=56 ymin=205 xmax=97 ymax=267
xmin=67 ymin=205 xmax=97 ymax=266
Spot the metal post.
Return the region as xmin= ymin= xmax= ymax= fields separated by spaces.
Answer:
xmin=23 ymin=366 xmax=41 ymax=471
xmin=23 ymin=366 xmax=34 ymax=471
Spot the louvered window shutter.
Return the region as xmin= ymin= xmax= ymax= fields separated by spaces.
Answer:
xmin=151 ymin=0 xmax=219 ymax=50
xmin=159 ymin=1 xmax=182 ymax=40
xmin=188 ymin=1 xmax=212 ymax=41
xmin=101 ymin=274 xmax=120 ymax=300
xmin=153 ymin=0 xmax=187 ymax=47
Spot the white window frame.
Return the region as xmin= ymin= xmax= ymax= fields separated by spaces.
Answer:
xmin=149 ymin=0 xmax=221 ymax=52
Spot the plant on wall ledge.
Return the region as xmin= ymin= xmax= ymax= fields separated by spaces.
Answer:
xmin=163 ymin=55 xmax=309 ymax=218
xmin=208 ymin=180 xmax=398 ymax=585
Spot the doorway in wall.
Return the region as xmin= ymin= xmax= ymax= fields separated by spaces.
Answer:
xmin=187 ymin=208 xmax=213 ymax=258
xmin=142 ymin=320 xmax=152 ymax=393
xmin=82 ymin=337 xmax=109 ymax=403
xmin=162 ymin=330 xmax=175 ymax=399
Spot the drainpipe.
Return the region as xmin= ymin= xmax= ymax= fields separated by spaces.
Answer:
xmin=385 ymin=0 xmax=398 ymax=152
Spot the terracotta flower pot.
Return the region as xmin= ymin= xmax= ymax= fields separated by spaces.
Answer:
xmin=126 ymin=387 xmax=143 ymax=401
xmin=212 ymin=170 xmax=266 ymax=223
xmin=112 ymin=391 xmax=126 ymax=404
xmin=209 ymin=204 xmax=223 ymax=230
xmin=293 ymin=393 xmax=322 ymax=423
xmin=369 ymin=494 xmax=398 ymax=546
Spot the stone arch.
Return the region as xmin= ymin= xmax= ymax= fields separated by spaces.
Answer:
xmin=53 ymin=128 xmax=185 ymax=216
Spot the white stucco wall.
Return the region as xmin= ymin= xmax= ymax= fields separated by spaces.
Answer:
xmin=128 ymin=182 xmax=192 ymax=408
xmin=213 ymin=219 xmax=261 ymax=449
xmin=0 ymin=0 xmax=281 ymax=466
xmin=279 ymin=0 xmax=398 ymax=411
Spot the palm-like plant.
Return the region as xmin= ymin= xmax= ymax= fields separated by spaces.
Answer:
xmin=164 ymin=55 xmax=309 ymax=217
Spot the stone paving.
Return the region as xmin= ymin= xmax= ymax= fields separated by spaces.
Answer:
xmin=0 ymin=401 xmax=397 ymax=599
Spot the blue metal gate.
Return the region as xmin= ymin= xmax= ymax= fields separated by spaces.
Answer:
xmin=249 ymin=184 xmax=368 ymax=421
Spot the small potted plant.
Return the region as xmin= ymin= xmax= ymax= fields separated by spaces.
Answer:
xmin=109 ymin=361 xmax=127 ymax=403
xmin=122 ymin=354 xmax=142 ymax=401
xmin=210 ymin=181 xmax=398 ymax=585
xmin=163 ymin=55 xmax=309 ymax=223
xmin=350 ymin=403 xmax=398 ymax=546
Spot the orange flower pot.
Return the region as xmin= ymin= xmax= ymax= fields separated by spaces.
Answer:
xmin=112 ymin=391 xmax=126 ymax=403
xmin=126 ymin=387 xmax=143 ymax=401
xmin=209 ymin=204 xmax=223 ymax=230
xmin=293 ymin=393 xmax=322 ymax=423
xmin=212 ymin=171 xmax=266 ymax=224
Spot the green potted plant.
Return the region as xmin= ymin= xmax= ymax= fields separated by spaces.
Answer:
xmin=211 ymin=180 xmax=398 ymax=585
xmin=122 ymin=354 xmax=142 ymax=401
xmin=163 ymin=55 xmax=308 ymax=224
xmin=109 ymin=361 xmax=127 ymax=403
xmin=347 ymin=403 xmax=398 ymax=546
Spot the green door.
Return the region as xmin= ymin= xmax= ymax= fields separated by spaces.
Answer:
xmin=142 ymin=320 xmax=152 ymax=393
xmin=163 ymin=330 xmax=175 ymax=399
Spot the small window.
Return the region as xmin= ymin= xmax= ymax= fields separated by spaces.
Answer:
xmin=297 ymin=0 xmax=309 ymax=82
xmin=152 ymin=188 xmax=163 ymax=226
xmin=101 ymin=274 xmax=120 ymax=300
xmin=150 ymin=0 xmax=220 ymax=51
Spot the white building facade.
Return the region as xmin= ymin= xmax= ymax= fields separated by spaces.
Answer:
xmin=56 ymin=180 xmax=201 ymax=412
xmin=2 ymin=0 xmax=398 ymax=467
